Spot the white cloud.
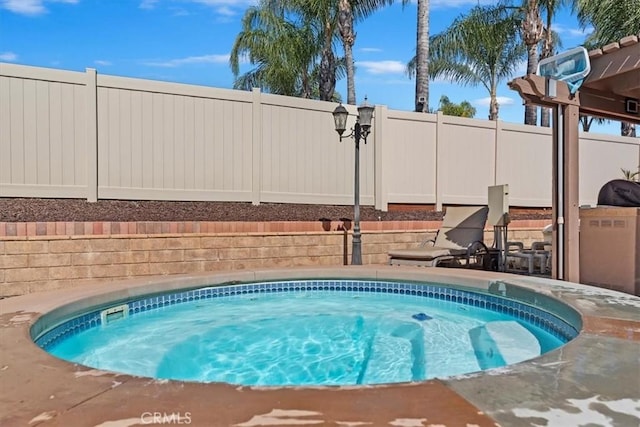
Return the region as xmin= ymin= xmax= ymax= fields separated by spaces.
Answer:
xmin=139 ymin=0 xmax=158 ymax=9
xmin=379 ymin=78 xmax=413 ymax=85
xmin=94 ymin=60 xmax=112 ymax=66
xmin=1 ymin=0 xmax=77 ymax=16
xmin=360 ymin=47 xmax=382 ymax=53
xmin=473 ymin=96 xmax=515 ymax=107
xmin=552 ymin=23 xmax=593 ymax=38
xmin=216 ymin=5 xmax=235 ymax=16
xmin=187 ymin=0 xmax=256 ymax=12
xmin=1 ymin=0 xmax=46 ymax=14
xmin=144 ymin=54 xmax=230 ymax=67
xmin=139 ymin=0 xmax=255 ymax=7
xmin=0 ymin=51 xmax=18 ymax=61
xmin=429 ymin=0 xmax=494 ymax=8
xmin=357 ymin=60 xmax=406 ymax=75
xmin=137 ymin=0 xmax=252 ymax=18
xmin=170 ymin=7 xmax=189 ymax=16
xmin=188 ymin=0 xmax=255 ymax=5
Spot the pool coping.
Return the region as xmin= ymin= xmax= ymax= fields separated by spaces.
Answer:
xmin=1 ymin=266 xmax=639 ymax=426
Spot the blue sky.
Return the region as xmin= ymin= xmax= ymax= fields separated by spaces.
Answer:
xmin=1 ymin=0 xmax=618 ymax=134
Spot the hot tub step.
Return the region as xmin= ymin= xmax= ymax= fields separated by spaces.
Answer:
xmin=470 ymin=321 xmax=541 ymax=369
xmin=359 ymin=333 xmax=413 ymax=384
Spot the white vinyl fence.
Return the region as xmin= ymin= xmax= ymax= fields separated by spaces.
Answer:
xmin=2 ymin=63 xmax=638 ymax=210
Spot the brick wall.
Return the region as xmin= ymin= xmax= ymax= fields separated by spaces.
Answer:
xmin=0 ymin=230 xmax=423 ymax=296
xmin=0 ymin=221 xmax=548 ymax=297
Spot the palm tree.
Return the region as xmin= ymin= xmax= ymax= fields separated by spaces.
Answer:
xmin=402 ymin=0 xmax=430 ymax=112
xmin=539 ymin=0 xmax=566 ymax=127
xmin=438 ymin=95 xmax=476 ymax=118
xmin=233 ymin=0 xmax=393 ymax=103
xmin=337 ymin=0 xmax=357 ymax=104
xmin=418 ymin=5 xmax=525 ymax=120
xmin=317 ymin=29 xmax=337 ymax=100
xmin=579 ymin=114 xmax=606 ymax=132
xmin=230 ymin=2 xmax=321 ymax=98
xmin=573 ymin=0 xmax=640 ymax=46
xmin=572 ymin=0 xmax=640 ymax=136
xmin=336 ymin=0 xmax=395 ymax=105
xmin=412 ymin=0 xmax=430 ymax=112
xmin=231 ymin=0 xmax=342 ymax=101
xmin=294 ymin=0 xmax=340 ymax=101
xmin=621 ymin=123 xmax=637 ymax=137
xmin=521 ymin=0 xmax=544 ymax=125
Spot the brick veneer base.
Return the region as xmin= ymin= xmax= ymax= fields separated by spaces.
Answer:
xmin=0 ymin=220 xmax=549 ymax=296
xmin=0 ymin=220 xmax=443 ymax=237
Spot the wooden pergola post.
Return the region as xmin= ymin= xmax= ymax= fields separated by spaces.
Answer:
xmin=553 ymin=103 xmax=580 ymax=281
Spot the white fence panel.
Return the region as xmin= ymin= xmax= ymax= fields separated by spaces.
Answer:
xmin=0 ymin=64 xmax=87 ymax=198
xmin=96 ymin=75 xmax=254 ymax=201
xmin=439 ymin=116 xmax=496 ymax=205
xmin=385 ymin=110 xmax=437 ymax=204
xmin=260 ymin=94 xmax=374 ymax=205
xmin=497 ymin=123 xmax=552 ymax=206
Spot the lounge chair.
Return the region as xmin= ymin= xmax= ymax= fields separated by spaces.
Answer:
xmin=388 ymin=206 xmax=490 ymax=267
xmin=505 ymin=224 xmax=552 ymax=275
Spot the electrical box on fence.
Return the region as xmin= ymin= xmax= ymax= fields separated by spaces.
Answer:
xmin=488 ymin=184 xmax=510 ymax=227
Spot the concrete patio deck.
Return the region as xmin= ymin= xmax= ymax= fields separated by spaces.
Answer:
xmin=1 ymin=266 xmax=638 ymax=426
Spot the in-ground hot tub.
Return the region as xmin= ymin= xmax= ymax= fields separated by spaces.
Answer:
xmin=34 ymin=279 xmax=579 ymax=386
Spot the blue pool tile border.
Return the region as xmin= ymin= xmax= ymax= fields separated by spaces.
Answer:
xmin=35 ymin=280 xmax=579 ymax=350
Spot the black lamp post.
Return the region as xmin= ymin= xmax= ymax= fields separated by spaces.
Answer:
xmin=332 ymin=97 xmax=374 ymax=265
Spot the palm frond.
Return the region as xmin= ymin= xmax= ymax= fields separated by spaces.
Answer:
xmin=573 ymin=0 xmax=640 ymax=46
xmin=230 ymin=0 xmax=332 ymax=98
xmin=423 ymin=5 xmax=526 ymax=113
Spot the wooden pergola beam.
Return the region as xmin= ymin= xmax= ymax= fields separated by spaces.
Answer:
xmin=508 ymin=74 xmax=580 ymax=108
xmin=586 ymin=37 xmax=640 ymax=86
xmin=583 ymin=35 xmax=640 ymax=120
xmin=579 ymin=89 xmax=640 ymax=124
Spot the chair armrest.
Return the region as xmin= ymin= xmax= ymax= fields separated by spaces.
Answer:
xmin=507 ymin=241 xmax=524 ymax=252
xmin=468 ymin=240 xmax=489 ymax=256
xmin=531 ymin=241 xmax=547 ymax=251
